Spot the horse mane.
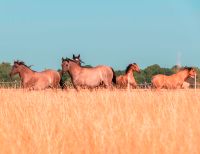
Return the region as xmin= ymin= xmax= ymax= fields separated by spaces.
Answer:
xmin=14 ymin=60 xmax=33 ymax=68
xmin=180 ymin=66 xmax=193 ymax=71
xmin=62 ymin=57 xmax=77 ymax=63
xmin=125 ymin=63 xmax=137 ymax=74
xmin=184 ymin=67 xmax=193 ymax=71
xmin=125 ymin=64 xmax=132 ymax=74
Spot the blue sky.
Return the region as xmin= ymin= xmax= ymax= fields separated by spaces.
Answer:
xmin=0 ymin=0 xmax=200 ymax=70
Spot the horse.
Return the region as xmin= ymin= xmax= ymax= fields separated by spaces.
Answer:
xmin=61 ymin=57 xmax=116 ymax=89
xmin=10 ymin=61 xmax=61 ymax=90
xmin=151 ymin=67 xmax=196 ymax=89
xmin=116 ymin=63 xmax=141 ymax=88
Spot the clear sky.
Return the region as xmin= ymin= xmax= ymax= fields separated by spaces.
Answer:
xmin=0 ymin=0 xmax=200 ymax=71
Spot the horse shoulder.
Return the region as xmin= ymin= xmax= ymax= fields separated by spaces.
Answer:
xmin=118 ymin=75 xmax=127 ymax=84
xmin=116 ymin=75 xmax=123 ymax=83
xmin=129 ymin=75 xmax=136 ymax=84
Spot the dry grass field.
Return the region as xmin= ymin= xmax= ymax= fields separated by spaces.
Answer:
xmin=0 ymin=88 xmax=200 ymax=154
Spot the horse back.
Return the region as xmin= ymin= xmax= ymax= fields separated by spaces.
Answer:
xmin=81 ymin=65 xmax=113 ymax=76
xmin=37 ymin=69 xmax=61 ymax=87
xmin=74 ymin=65 xmax=114 ymax=87
xmin=151 ymin=74 xmax=166 ymax=88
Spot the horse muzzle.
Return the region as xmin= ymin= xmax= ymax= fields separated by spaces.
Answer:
xmin=190 ymin=74 xmax=196 ymax=79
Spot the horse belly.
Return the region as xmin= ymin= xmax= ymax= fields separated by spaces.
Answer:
xmin=75 ymin=73 xmax=101 ymax=88
xmin=85 ymin=74 xmax=101 ymax=87
xmin=152 ymin=75 xmax=167 ymax=89
xmin=165 ymin=78 xmax=179 ymax=89
xmin=35 ymin=77 xmax=50 ymax=89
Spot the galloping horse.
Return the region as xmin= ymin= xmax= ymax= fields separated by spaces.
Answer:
xmin=10 ymin=61 xmax=61 ymax=90
xmin=61 ymin=57 xmax=116 ymax=89
xmin=116 ymin=63 xmax=140 ymax=88
xmin=151 ymin=67 xmax=196 ymax=89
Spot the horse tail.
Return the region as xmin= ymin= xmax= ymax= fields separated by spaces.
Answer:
xmin=111 ymin=68 xmax=116 ymax=84
xmin=59 ymin=79 xmax=65 ymax=89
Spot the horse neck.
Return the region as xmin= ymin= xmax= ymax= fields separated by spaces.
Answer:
xmin=19 ymin=66 xmax=34 ymax=80
xmin=176 ymin=70 xmax=189 ymax=81
xmin=68 ymin=62 xmax=81 ymax=79
xmin=126 ymin=69 xmax=134 ymax=77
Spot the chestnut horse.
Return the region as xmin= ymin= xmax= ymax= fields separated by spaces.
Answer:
xmin=10 ymin=61 xmax=61 ymax=90
xmin=61 ymin=57 xmax=116 ymax=89
xmin=116 ymin=63 xmax=140 ymax=88
xmin=151 ymin=67 xmax=196 ymax=89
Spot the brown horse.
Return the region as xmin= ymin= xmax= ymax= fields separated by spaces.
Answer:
xmin=61 ymin=57 xmax=116 ymax=89
xmin=10 ymin=61 xmax=61 ymax=90
xmin=116 ymin=63 xmax=141 ymax=88
xmin=151 ymin=67 xmax=196 ymax=89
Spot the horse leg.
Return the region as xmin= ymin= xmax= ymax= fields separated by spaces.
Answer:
xmin=130 ymin=83 xmax=137 ymax=89
xmin=73 ymin=85 xmax=81 ymax=92
xmin=103 ymin=80 xmax=114 ymax=90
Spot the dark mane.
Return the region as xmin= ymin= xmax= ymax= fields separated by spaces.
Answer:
xmin=14 ymin=60 xmax=32 ymax=69
xmin=72 ymin=54 xmax=85 ymax=65
xmin=125 ymin=64 xmax=133 ymax=74
xmin=62 ymin=57 xmax=77 ymax=63
xmin=181 ymin=66 xmax=193 ymax=71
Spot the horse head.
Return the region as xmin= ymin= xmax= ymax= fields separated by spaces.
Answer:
xmin=72 ymin=54 xmax=85 ymax=66
xmin=186 ymin=67 xmax=196 ymax=78
xmin=125 ymin=63 xmax=141 ymax=74
xmin=10 ymin=61 xmax=25 ymax=77
xmin=132 ymin=63 xmax=141 ymax=73
xmin=61 ymin=57 xmax=77 ymax=74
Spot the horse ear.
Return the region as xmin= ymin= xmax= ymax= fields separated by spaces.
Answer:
xmin=73 ymin=54 xmax=75 ymax=58
xmin=14 ymin=60 xmax=19 ymax=64
xmin=78 ymin=54 xmax=80 ymax=58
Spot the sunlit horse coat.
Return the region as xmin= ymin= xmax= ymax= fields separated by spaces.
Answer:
xmin=10 ymin=61 xmax=61 ymax=90
xmin=116 ymin=63 xmax=140 ymax=88
xmin=61 ymin=58 xmax=116 ymax=89
xmin=151 ymin=67 xmax=196 ymax=89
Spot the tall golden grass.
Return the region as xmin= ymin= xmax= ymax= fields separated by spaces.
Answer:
xmin=0 ymin=89 xmax=200 ymax=154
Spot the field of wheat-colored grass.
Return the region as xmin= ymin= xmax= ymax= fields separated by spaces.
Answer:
xmin=0 ymin=89 xmax=200 ymax=154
